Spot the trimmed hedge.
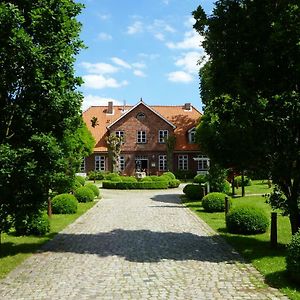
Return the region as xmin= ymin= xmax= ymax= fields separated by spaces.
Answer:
xmin=163 ymin=172 xmax=176 ymax=180
xmin=102 ymin=181 xmax=168 ymax=189
xmin=120 ymin=176 xmax=137 ymax=182
xmin=105 ymin=172 xmax=121 ymax=181
xmin=226 ymin=206 xmax=269 ymax=234
xmin=74 ymin=186 xmax=95 ymax=202
xmin=174 ymin=170 xmax=197 ymax=180
xmin=75 ymin=175 xmax=85 ymax=186
xmin=286 ymin=230 xmax=300 ymax=284
xmin=52 ymin=194 xmax=78 ymax=214
xmin=85 ymin=183 xmax=100 ymax=198
xmin=193 ymin=174 xmax=207 ymax=184
xmin=183 ymin=184 xmax=204 ymax=200
xmin=234 ymin=176 xmax=252 ymax=187
xmin=15 ymin=212 xmax=50 ymax=236
xmin=169 ymin=179 xmax=181 ymax=188
xmin=202 ymin=192 xmax=229 ymax=212
xmin=140 ymin=176 xmax=153 ymax=182
xmin=87 ymin=171 xmax=105 ymax=180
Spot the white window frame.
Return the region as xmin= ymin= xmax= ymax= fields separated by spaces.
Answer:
xmin=119 ymin=155 xmax=125 ymax=172
xmin=115 ymin=130 xmax=124 ymax=139
xmin=137 ymin=131 xmax=146 ymax=143
xmin=197 ymin=155 xmax=209 ymax=171
xmin=188 ymin=128 xmax=196 ymax=144
xmin=158 ymin=130 xmax=169 ymax=143
xmin=178 ymin=155 xmax=188 ymax=171
xmin=95 ymin=155 xmax=105 ymax=171
xmin=158 ymin=155 xmax=167 ymax=171
xmin=80 ymin=158 xmax=85 ymax=172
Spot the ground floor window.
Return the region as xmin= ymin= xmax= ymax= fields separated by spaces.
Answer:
xmin=197 ymin=155 xmax=209 ymax=171
xmin=159 ymin=155 xmax=167 ymax=171
xmin=95 ymin=155 xmax=105 ymax=171
xmin=178 ymin=155 xmax=188 ymax=170
xmin=119 ymin=155 xmax=125 ymax=171
xmin=80 ymin=158 xmax=85 ymax=172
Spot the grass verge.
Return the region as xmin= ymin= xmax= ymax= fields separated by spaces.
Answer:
xmin=0 ymin=201 xmax=96 ymax=280
xmin=183 ymin=195 xmax=300 ymax=300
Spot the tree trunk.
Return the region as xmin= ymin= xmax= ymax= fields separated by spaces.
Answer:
xmin=231 ymin=177 xmax=235 ymax=196
xmin=47 ymin=196 xmax=52 ymax=218
xmin=241 ymin=170 xmax=245 ymax=197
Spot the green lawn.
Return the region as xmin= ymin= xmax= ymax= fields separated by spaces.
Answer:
xmin=183 ymin=194 xmax=300 ymax=299
xmin=0 ymin=201 xmax=96 ymax=280
xmin=233 ymin=179 xmax=273 ymax=196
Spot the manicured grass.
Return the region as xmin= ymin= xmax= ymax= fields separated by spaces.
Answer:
xmin=183 ymin=195 xmax=300 ymax=299
xmin=0 ymin=201 xmax=96 ymax=280
xmin=233 ymin=179 xmax=273 ymax=196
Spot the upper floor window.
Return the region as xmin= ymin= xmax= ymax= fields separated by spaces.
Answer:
xmin=137 ymin=131 xmax=146 ymax=143
xmin=188 ymin=127 xmax=196 ymax=144
xmin=197 ymin=155 xmax=209 ymax=171
xmin=158 ymin=130 xmax=169 ymax=143
xmin=115 ymin=130 xmax=125 ymax=143
xmin=95 ymin=156 xmax=105 ymax=171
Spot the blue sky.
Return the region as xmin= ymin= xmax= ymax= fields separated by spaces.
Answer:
xmin=76 ymin=0 xmax=215 ymax=111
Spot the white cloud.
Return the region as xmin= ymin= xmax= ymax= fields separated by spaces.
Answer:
xmin=133 ymin=70 xmax=146 ymax=77
xmin=98 ymin=14 xmax=111 ymax=21
xmin=184 ymin=16 xmax=195 ymax=28
xmin=167 ymin=71 xmax=193 ymax=83
xmin=82 ymin=95 xmax=122 ymax=111
xmin=154 ymin=32 xmax=165 ymax=41
xmin=166 ymin=30 xmax=203 ymax=50
xmin=127 ymin=21 xmax=143 ymax=35
xmin=83 ymin=74 xmax=128 ymax=89
xmin=111 ymin=57 xmax=132 ymax=69
xmin=175 ymin=51 xmax=202 ymax=74
xmin=138 ymin=53 xmax=160 ymax=60
xmin=81 ymin=62 xmax=118 ymax=74
xmin=132 ymin=62 xmax=146 ymax=69
xmin=97 ymin=32 xmax=112 ymax=41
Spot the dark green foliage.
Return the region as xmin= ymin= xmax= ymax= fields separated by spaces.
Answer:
xmin=85 ymin=183 xmax=100 ymax=198
xmin=149 ymin=175 xmax=167 ymax=182
xmin=87 ymin=171 xmax=105 ymax=180
xmin=163 ymin=172 xmax=176 ymax=180
xmin=286 ymin=230 xmax=300 ymax=284
xmin=267 ymin=185 xmax=288 ymax=216
xmin=183 ymin=184 xmax=204 ymax=200
xmin=206 ymin=164 xmax=231 ymax=194
xmin=193 ymin=174 xmax=207 ymax=184
xmin=140 ymin=176 xmax=153 ymax=182
xmin=15 ymin=212 xmax=50 ymax=236
xmin=52 ymin=194 xmax=78 ymax=214
xmin=74 ymin=187 xmax=94 ymax=203
xmin=120 ymin=176 xmax=137 ymax=182
xmin=173 ymin=170 xmax=197 ymax=180
xmin=226 ymin=206 xmax=269 ymax=234
xmin=102 ymin=181 xmax=169 ymax=190
xmin=202 ymin=192 xmax=229 ymax=212
xmin=234 ymin=176 xmax=252 ymax=187
xmin=75 ymin=176 xmax=85 ymax=186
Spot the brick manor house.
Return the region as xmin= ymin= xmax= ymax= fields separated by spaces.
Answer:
xmin=81 ymin=99 xmax=209 ymax=176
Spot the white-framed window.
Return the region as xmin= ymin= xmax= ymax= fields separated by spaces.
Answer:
xmin=119 ymin=155 xmax=125 ymax=171
xmin=159 ymin=155 xmax=167 ymax=171
xmin=197 ymin=155 xmax=209 ymax=171
xmin=137 ymin=131 xmax=146 ymax=143
xmin=188 ymin=128 xmax=196 ymax=143
xmin=95 ymin=156 xmax=105 ymax=171
xmin=178 ymin=155 xmax=188 ymax=170
xmin=80 ymin=158 xmax=85 ymax=172
xmin=115 ymin=130 xmax=124 ymax=139
xmin=158 ymin=130 xmax=169 ymax=143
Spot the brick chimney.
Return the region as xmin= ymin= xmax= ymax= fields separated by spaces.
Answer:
xmin=184 ymin=102 xmax=191 ymax=111
xmin=107 ymin=101 xmax=113 ymax=114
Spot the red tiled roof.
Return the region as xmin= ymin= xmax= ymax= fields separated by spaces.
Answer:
xmin=83 ymin=103 xmax=202 ymax=152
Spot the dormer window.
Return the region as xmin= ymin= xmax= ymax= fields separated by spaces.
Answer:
xmin=188 ymin=127 xmax=196 ymax=143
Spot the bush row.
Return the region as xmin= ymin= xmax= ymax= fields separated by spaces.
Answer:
xmin=102 ymin=181 xmax=169 ymax=189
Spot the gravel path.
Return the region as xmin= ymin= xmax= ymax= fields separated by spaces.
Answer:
xmin=0 ymin=186 xmax=288 ymax=299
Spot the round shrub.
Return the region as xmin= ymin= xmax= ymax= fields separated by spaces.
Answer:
xmin=52 ymin=194 xmax=78 ymax=214
xmin=202 ymin=192 xmax=229 ymax=212
xmin=234 ymin=176 xmax=252 ymax=187
xmin=140 ymin=176 xmax=153 ymax=182
xmin=15 ymin=212 xmax=50 ymax=236
xmin=74 ymin=186 xmax=95 ymax=202
xmin=105 ymin=172 xmax=120 ymax=181
xmin=286 ymin=230 xmax=300 ymax=284
xmin=163 ymin=172 xmax=176 ymax=180
xmin=226 ymin=206 xmax=269 ymax=234
xmin=75 ymin=175 xmax=85 ymax=186
xmin=183 ymin=184 xmax=204 ymax=200
xmin=87 ymin=171 xmax=105 ymax=180
xmin=85 ymin=183 xmax=100 ymax=198
xmin=120 ymin=176 xmax=137 ymax=182
xmin=149 ymin=175 xmax=166 ymax=182
xmin=193 ymin=174 xmax=207 ymax=184
xmin=169 ymin=179 xmax=181 ymax=188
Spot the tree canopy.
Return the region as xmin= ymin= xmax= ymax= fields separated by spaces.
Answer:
xmin=193 ymin=0 xmax=300 ymax=233
xmin=0 ymin=0 xmax=89 ymax=233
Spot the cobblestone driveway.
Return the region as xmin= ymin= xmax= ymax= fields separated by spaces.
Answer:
xmin=0 ymin=186 xmax=288 ymax=300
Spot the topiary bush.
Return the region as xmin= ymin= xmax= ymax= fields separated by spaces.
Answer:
xmin=52 ymin=194 xmax=78 ymax=214
xmin=286 ymin=230 xmax=300 ymax=284
xmin=105 ymin=172 xmax=121 ymax=181
xmin=193 ymin=174 xmax=207 ymax=184
xmin=183 ymin=184 xmax=204 ymax=200
xmin=234 ymin=176 xmax=252 ymax=187
xmin=202 ymin=192 xmax=229 ymax=212
xmin=15 ymin=212 xmax=50 ymax=236
xmin=120 ymin=176 xmax=137 ymax=182
xmin=140 ymin=176 xmax=153 ymax=182
xmin=163 ymin=171 xmax=176 ymax=180
xmin=87 ymin=171 xmax=105 ymax=180
xmin=75 ymin=175 xmax=85 ymax=186
xmin=74 ymin=186 xmax=95 ymax=202
xmin=85 ymin=183 xmax=100 ymax=198
xmin=169 ymin=179 xmax=181 ymax=188
xmin=226 ymin=206 xmax=269 ymax=234
xmin=102 ymin=181 xmax=169 ymax=189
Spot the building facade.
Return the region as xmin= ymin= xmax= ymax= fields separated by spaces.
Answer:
xmin=82 ymin=99 xmax=209 ymax=176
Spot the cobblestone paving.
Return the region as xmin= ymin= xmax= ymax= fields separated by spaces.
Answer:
xmin=0 ymin=186 xmax=288 ymax=300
